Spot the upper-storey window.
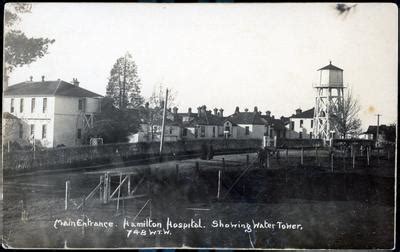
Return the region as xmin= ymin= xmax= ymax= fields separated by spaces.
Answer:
xmin=10 ymin=98 xmax=14 ymax=113
xmin=20 ymin=98 xmax=24 ymax=113
xmin=43 ymin=98 xmax=47 ymax=113
xmin=31 ymin=98 xmax=36 ymax=113
xmin=78 ymin=99 xmax=84 ymax=111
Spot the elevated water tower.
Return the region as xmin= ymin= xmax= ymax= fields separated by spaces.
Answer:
xmin=313 ymin=61 xmax=345 ymax=142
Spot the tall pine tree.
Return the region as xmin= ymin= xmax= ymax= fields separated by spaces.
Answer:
xmin=106 ymin=52 xmax=144 ymax=109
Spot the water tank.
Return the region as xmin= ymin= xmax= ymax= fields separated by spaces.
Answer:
xmin=318 ymin=61 xmax=343 ymax=87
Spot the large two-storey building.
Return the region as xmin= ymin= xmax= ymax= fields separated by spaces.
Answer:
xmin=3 ymin=78 xmax=102 ymax=147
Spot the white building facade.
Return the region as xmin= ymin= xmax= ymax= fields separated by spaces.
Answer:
xmin=3 ymin=79 xmax=102 ymax=148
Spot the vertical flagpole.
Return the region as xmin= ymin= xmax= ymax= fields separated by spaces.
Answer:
xmin=159 ymin=88 xmax=168 ymax=157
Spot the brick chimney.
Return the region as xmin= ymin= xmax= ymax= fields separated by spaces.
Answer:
xmin=296 ymin=108 xmax=302 ymax=115
xmin=29 ymin=76 xmax=33 ymax=82
xmin=72 ymin=78 xmax=80 ymax=87
xmin=197 ymin=107 xmax=201 ymax=117
xmin=244 ymin=108 xmax=249 ymax=112
xmin=254 ymin=106 xmax=258 ymax=113
xmin=235 ymin=106 xmax=240 ymax=114
xmin=173 ymin=106 xmax=178 ymax=114
xmin=265 ymin=110 xmax=271 ymax=117
xmin=41 ymin=75 xmax=45 ymax=82
xmin=213 ymin=108 xmax=218 ymax=116
xmin=219 ymin=108 xmax=224 ymax=117
xmin=145 ymin=102 xmax=149 ymax=109
xmin=188 ymin=107 xmax=192 ymax=116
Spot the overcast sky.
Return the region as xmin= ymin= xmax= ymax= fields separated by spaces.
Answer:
xmin=6 ymin=3 xmax=398 ymax=130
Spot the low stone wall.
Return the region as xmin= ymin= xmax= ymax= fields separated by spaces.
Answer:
xmin=3 ymin=138 xmax=262 ymax=173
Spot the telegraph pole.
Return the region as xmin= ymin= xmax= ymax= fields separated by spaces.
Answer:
xmin=159 ymin=88 xmax=168 ymax=157
xmin=375 ymin=114 xmax=381 ymax=146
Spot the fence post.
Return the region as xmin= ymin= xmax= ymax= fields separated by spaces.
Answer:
xmin=116 ymin=173 xmax=122 ymax=212
xmin=367 ymin=146 xmax=370 ymax=166
xmin=65 ymin=180 xmax=70 ymax=210
xmin=217 ymin=169 xmax=221 ymax=200
xmin=330 ymin=152 xmax=334 ymax=173
xmin=286 ymin=148 xmax=289 ymax=163
xmin=222 ymin=158 xmax=225 ymax=173
xmin=266 ymin=150 xmax=270 ymax=168
xmin=246 ymin=154 xmax=249 ymax=169
xmin=315 ymin=147 xmax=318 ymax=165
xmin=127 ymin=174 xmax=131 ymax=196
xmin=301 ymin=147 xmax=304 ymax=166
xmin=352 ymin=145 xmax=356 ymax=169
xmin=103 ymin=172 xmax=109 ymax=204
xmin=99 ymin=176 xmax=104 ymax=201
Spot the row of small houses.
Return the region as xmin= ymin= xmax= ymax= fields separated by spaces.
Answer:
xmin=130 ymin=104 xmax=310 ymax=144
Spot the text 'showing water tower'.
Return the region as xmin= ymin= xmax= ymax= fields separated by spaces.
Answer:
xmin=313 ymin=61 xmax=345 ymax=141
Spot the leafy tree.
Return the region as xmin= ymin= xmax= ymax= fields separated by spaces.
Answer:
xmin=329 ymin=90 xmax=362 ymax=138
xmin=4 ymin=3 xmax=55 ymax=73
xmin=146 ymin=84 xmax=178 ymax=141
xmin=106 ymin=53 xmax=144 ymax=109
xmin=85 ymin=98 xmax=140 ymax=143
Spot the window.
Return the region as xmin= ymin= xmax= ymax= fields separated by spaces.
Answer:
xmin=169 ymin=127 xmax=173 ymax=134
xmin=195 ymin=128 xmax=198 ymax=138
xmin=290 ymin=121 xmax=295 ymax=130
xmin=31 ymin=98 xmax=36 ymax=113
xmin=299 ymin=132 xmax=303 ymax=139
xmin=309 ymin=132 xmax=313 ymax=139
xmin=200 ymin=126 xmax=205 ymax=137
xmin=183 ymin=128 xmax=187 ymax=136
xmin=10 ymin=98 xmax=14 ymax=113
xmin=300 ymin=120 xmax=304 ymax=127
xmin=212 ymin=126 xmax=216 ymax=137
xmin=43 ymin=98 xmax=47 ymax=113
xmin=310 ymin=119 xmax=313 ymax=128
xmin=19 ymin=124 xmax=23 ymax=138
xmin=245 ymin=126 xmax=250 ymax=135
xmin=20 ymin=98 xmax=24 ymax=113
xmin=42 ymin=125 xmax=47 ymax=139
xmin=78 ymin=99 xmax=84 ymax=111
xmin=225 ymin=126 xmax=230 ymax=133
xmin=30 ymin=124 xmax=35 ymax=136
xmin=77 ymin=129 xmax=82 ymax=139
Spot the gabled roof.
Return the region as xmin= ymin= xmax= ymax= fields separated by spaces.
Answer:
xmin=318 ymin=62 xmax=343 ymax=71
xmin=4 ymin=80 xmax=102 ymax=98
xmin=226 ymin=112 xmax=266 ymax=125
xmin=290 ymin=108 xmax=315 ymax=119
xmin=365 ymin=125 xmax=393 ymax=134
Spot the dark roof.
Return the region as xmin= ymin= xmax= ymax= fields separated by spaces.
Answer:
xmin=318 ymin=62 xmax=343 ymax=71
xmin=226 ymin=112 xmax=266 ymax=125
xmin=365 ymin=125 xmax=393 ymax=134
xmin=290 ymin=108 xmax=315 ymax=119
xmin=261 ymin=116 xmax=286 ymax=130
xmin=4 ymin=80 xmax=102 ymax=97
xmin=184 ymin=112 xmax=225 ymax=126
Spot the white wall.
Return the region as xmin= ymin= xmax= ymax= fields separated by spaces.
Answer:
xmin=287 ymin=118 xmax=314 ymax=139
xmin=3 ymin=96 xmax=55 ymax=147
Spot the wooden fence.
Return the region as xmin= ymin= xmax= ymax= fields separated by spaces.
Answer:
xmin=3 ymin=138 xmax=262 ymax=173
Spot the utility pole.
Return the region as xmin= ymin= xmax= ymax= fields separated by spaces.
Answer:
xmin=375 ymin=114 xmax=381 ymax=147
xmin=159 ymin=88 xmax=168 ymax=157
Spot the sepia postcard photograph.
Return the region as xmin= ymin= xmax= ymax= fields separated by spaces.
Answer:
xmin=1 ymin=2 xmax=398 ymax=249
